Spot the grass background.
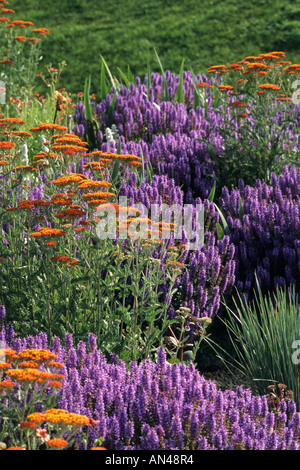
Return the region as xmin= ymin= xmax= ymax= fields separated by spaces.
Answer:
xmin=2 ymin=0 xmax=300 ymax=372
xmin=7 ymin=0 xmax=300 ymax=95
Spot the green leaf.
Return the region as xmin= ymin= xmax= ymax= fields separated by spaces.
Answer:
xmin=147 ymin=54 xmax=152 ymax=100
xmin=238 ymin=197 xmax=244 ymax=222
xmin=107 ymin=90 xmax=117 ymax=126
xmin=100 ymin=59 xmax=107 ymax=101
xmin=110 ymin=136 xmax=122 ymax=185
xmin=127 ymin=65 xmax=135 ymax=84
xmin=84 ymin=76 xmax=97 ymax=151
xmin=208 ymin=181 xmax=216 ymax=202
xmin=139 ymin=145 xmax=145 ymax=185
xmin=212 ymin=80 xmax=221 ymax=109
xmin=117 ymin=67 xmax=131 ymax=88
xmin=214 ymin=203 xmax=230 ymax=235
xmin=216 ymin=222 xmax=224 ymax=240
xmin=146 ymin=160 xmax=154 ymax=184
xmin=175 ymin=59 xmax=185 ymax=104
xmin=154 ymin=48 xmax=170 ymax=102
xmin=100 ymin=55 xmax=115 ymax=92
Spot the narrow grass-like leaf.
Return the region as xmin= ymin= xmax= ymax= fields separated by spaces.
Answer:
xmin=146 ymin=160 xmax=154 ymax=184
xmin=110 ymin=136 xmax=121 ymax=185
xmin=219 ymin=277 xmax=300 ymax=407
xmin=175 ymin=59 xmax=185 ymax=104
xmin=127 ymin=65 xmax=135 ymax=84
xmin=190 ymin=70 xmax=205 ymax=112
xmin=100 ymin=59 xmax=107 ymax=101
xmin=147 ymin=54 xmax=152 ymax=100
xmin=117 ymin=67 xmax=131 ymax=88
xmin=84 ymin=76 xmax=97 ymax=150
xmin=208 ymin=181 xmax=216 ymax=202
xmin=100 ymin=55 xmax=115 ymax=91
xmin=214 ymin=203 xmax=230 ymax=235
xmin=154 ymin=48 xmax=170 ymax=102
xmin=139 ymin=145 xmax=145 ymax=186
xmin=238 ymin=197 xmax=244 ymax=222
xmin=107 ymin=90 xmax=117 ymax=126
xmin=212 ymin=79 xmax=221 ymax=109
xmin=216 ymin=222 xmax=224 ymax=240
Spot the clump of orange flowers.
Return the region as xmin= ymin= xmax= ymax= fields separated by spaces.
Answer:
xmin=0 ymin=347 xmax=98 ymax=450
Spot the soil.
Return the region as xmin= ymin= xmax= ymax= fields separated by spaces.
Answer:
xmin=199 ymin=367 xmax=255 ymax=392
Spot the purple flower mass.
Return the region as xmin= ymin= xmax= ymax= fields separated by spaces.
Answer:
xmin=2 ymin=325 xmax=300 ymax=451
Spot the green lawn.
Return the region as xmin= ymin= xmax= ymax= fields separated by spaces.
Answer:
xmin=8 ymin=0 xmax=300 ymax=94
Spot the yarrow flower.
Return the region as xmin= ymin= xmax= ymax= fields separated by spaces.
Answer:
xmin=47 ymin=438 xmax=69 ymax=449
xmin=258 ymin=83 xmax=280 ymax=91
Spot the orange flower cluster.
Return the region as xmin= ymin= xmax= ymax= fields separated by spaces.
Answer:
xmin=5 ymin=367 xmax=64 ymax=384
xmin=0 ymin=117 xmax=26 ymax=127
xmin=82 ymin=191 xmax=116 ymax=200
xmin=217 ymin=85 xmax=235 ymax=92
xmin=27 ymin=408 xmax=91 ymax=427
xmin=0 ymin=141 xmax=15 ymax=149
xmin=51 ymin=173 xmax=87 ymax=188
xmin=14 ymin=165 xmax=38 ymax=173
xmin=8 ymin=20 xmax=34 ymax=28
xmin=0 ymin=349 xmax=65 ymax=390
xmin=51 ymin=194 xmax=73 ymax=206
xmin=13 ymin=349 xmax=58 ymax=363
xmin=82 ymin=161 xmax=105 ymax=171
xmin=51 ymin=142 xmax=88 ymax=155
xmin=196 ymin=82 xmax=212 ymax=88
xmin=85 ymin=150 xmax=142 ymax=167
xmin=77 ymin=179 xmax=113 ymax=191
xmin=31 ymin=28 xmax=49 ymax=36
xmin=54 ymin=205 xmax=87 ymax=220
xmin=50 ymin=255 xmax=79 ymax=266
xmin=29 ymin=227 xmax=66 ymax=238
xmin=29 ymin=123 xmax=67 ymax=134
xmin=258 ymin=83 xmax=280 ymax=91
xmin=47 ymin=438 xmax=69 ymax=449
xmin=17 ymin=199 xmax=50 ymax=210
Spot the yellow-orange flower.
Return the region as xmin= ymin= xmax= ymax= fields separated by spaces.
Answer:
xmin=27 ymin=408 xmax=91 ymax=427
xmin=19 ymin=421 xmax=37 ymax=429
xmin=0 ymin=141 xmax=15 ymax=149
xmin=217 ymin=85 xmax=235 ymax=92
xmin=31 ymin=27 xmax=49 ymax=35
xmin=258 ymin=83 xmax=280 ymax=91
xmin=0 ymin=379 xmax=14 ymax=389
xmin=2 ymin=115 xmax=26 ymax=128
xmin=196 ymin=82 xmax=212 ymax=88
xmin=82 ymin=191 xmax=116 ymax=200
xmin=6 ymin=447 xmax=25 ymax=450
xmin=47 ymin=438 xmax=69 ymax=449
xmin=29 ymin=228 xmax=66 ymax=238
xmin=29 ymin=123 xmax=67 ymax=133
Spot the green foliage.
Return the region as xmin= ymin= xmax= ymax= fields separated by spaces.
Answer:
xmin=216 ymin=278 xmax=300 ymax=409
xmin=83 ymin=75 xmax=97 ymax=150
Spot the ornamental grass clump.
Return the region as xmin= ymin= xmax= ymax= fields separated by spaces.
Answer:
xmin=219 ymin=278 xmax=300 ymax=409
